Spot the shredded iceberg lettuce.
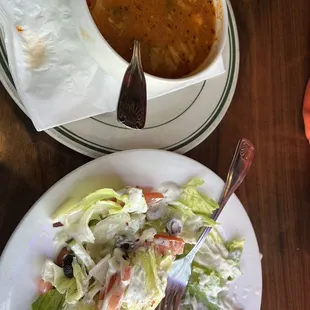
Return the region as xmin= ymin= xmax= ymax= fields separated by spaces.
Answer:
xmin=66 ymin=258 xmax=89 ymax=304
xmin=34 ymin=180 xmax=244 ymax=310
xmin=32 ymin=289 xmax=65 ymax=310
xmin=69 ymin=240 xmax=95 ymax=271
xmin=181 ymin=229 xmax=244 ymax=309
xmin=41 ymin=259 xmax=74 ymax=295
xmin=122 ymin=247 xmax=173 ymax=310
xmin=40 ymin=258 xmax=89 ymax=305
xmin=169 ymin=177 xmax=219 ymax=227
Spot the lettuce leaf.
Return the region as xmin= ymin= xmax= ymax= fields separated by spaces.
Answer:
xmin=52 ymin=189 xmax=125 ymax=223
xmin=186 ymin=285 xmax=222 ymax=310
xmin=93 ymin=213 xmax=131 ymax=243
xmin=195 ymin=229 xmax=243 ymax=281
xmin=53 ymin=187 xmax=148 ymax=246
xmin=52 ymin=187 xmax=147 ymax=221
xmin=122 ymin=248 xmax=173 ymax=310
xmin=188 ymin=267 xmax=223 ymax=305
xmin=83 ymin=280 xmax=102 ymax=304
xmin=144 ymin=218 xmax=166 ymax=234
xmin=174 ymin=177 xmax=219 ymax=219
xmin=86 ymin=241 xmax=114 ymax=263
xmin=32 ymin=289 xmax=64 ymax=310
xmin=145 ymin=178 xmax=218 ymax=243
xmin=54 ymin=202 xmax=122 ymax=245
xmin=66 ymin=258 xmax=89 ymax=304
xmin=182 ymin=229 xmax=245 ymax=309
xmin=88 ymin=254 xmax=111 ymax=284
xmin=226 ymin=239 xmax=245 ymax=262
xmin=118 ymin=187 xmax=148 ymax=214
xmin=41 ymin=259 xmax=74 ymax=294
xmin=103 ymin=249 xmax=130 ymax=288
xmin=63 ymin=302 xmax=97 ymax=310
xmin=166 ymin=178 xmax=219 ymax=242
xmin=69 ymin=202 xmax=119 ymax=242
xmin=41 ymin=258 xmax=90 ymax=305
xmin=93 ymin=213 xmax=145 ymax=244
xmin=69 ymin=240 xmax=95 ymax=271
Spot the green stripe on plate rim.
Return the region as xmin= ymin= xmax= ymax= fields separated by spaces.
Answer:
xmin=0 ymin=4 xmax=236 ymax=155
xmin=0 ymin=37 xmax=15 ymax=86
xmin=53 ymin=5 xmax=236 ymax=154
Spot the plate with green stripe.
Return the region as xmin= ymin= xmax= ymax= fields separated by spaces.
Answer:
xmin=0 ymin=1 xmax=239 ymax=158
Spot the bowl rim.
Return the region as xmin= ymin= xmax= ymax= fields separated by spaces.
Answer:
xmin=79 ymin=0 xmax=229 ymax=83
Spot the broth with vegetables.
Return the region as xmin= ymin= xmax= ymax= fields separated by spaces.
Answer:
xmin=88 ymin=0 xmax=217 ymax=79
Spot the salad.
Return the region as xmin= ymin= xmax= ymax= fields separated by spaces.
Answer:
xmin=32 ymin=178 xmax=244 ymax=310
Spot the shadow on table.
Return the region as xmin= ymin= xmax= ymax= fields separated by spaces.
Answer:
xmin=0 ymin=163 xmax=41 ymax=255
xmin=4 ymin=90 xmax=89 ymax=162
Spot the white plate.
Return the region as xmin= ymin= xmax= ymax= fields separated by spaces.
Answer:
xmin=0 ymin=150 xmax=262 ymax=309
xmin=0 ymin=2 xmax=239 ymax=158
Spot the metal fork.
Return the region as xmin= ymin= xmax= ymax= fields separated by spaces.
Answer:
xmin=158 ymin=138 xmax=255 ymax=310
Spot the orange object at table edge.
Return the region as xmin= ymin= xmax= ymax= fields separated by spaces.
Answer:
xmin=302 ymin=79 xmax=310 ymax=141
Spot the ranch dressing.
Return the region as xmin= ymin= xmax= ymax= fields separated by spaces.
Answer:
xmin=146 ymin=182 xmax=182 ymax=220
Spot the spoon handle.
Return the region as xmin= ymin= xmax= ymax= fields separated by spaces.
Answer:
xmin=117 ymin=41 xmax=147 ymax=129
xmin=217 ymin=138 xmax=255 ymax=208
xmin=186 ymin=138 xmax=255 ymax=260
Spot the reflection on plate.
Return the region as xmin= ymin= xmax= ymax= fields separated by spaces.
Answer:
xmin=0 ymin=1 xmax=239 ymax=158
xmin=0 ymin=150 xmax=262 ymax=309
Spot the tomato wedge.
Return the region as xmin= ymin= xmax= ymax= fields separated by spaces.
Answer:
xmin=38 ymin=278 xmax=53 ymax=295
xmin=153 ymin=234 xmax=185 ymax=256
xmin=99 ymin=266 xmax=132 ymax=310
xmin=137 ymin=187 xmax=165 ymax=204
xmin=106 ymin=273 xmax=118 ymax=296
xmin=143 ymin=191 xmax=164 ymax=205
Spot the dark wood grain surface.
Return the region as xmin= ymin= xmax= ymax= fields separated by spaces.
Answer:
xmin=0 ymin=0 xmax=310 ymax=309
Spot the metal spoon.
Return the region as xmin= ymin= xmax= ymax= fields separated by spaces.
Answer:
xmin=117 ymin=40 xmax=147 ymax=129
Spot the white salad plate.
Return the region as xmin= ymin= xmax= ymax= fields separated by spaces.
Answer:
xmin=0 ymin=1 xmax=239 ymax=158
xmin=0 ymin=150 xmax=262 ymax=309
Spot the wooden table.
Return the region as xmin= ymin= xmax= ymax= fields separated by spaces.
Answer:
xmin=0 ymin=0 xmax=309 ymax=309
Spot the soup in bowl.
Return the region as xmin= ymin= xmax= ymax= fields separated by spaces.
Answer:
xmin=70 ymin=0 xmax=228 ymax=98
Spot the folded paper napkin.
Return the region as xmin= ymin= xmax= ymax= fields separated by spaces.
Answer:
xmin=0 ymin=0 xmax=225 ymax=131
xmin=303 ymin=79 xmax=310 ymax=141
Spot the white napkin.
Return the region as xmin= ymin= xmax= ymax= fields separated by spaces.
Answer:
xmin=0 ymin=0 xmax=225 ymax=131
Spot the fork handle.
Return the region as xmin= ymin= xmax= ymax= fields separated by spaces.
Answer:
xmin=185 ymin=138 xmax=255 ymax=261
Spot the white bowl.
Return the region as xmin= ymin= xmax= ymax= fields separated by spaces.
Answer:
xmin=69 ymin=0 xmax=228 ymax=99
